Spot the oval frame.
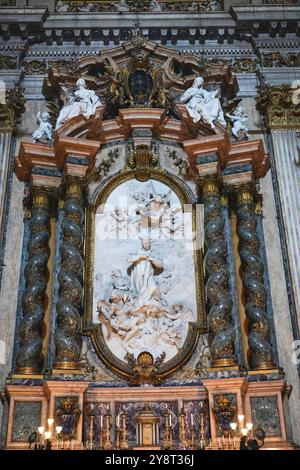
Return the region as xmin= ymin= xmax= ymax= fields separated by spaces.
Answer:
xmin=83 ymin=168 xmax=207 ymax=381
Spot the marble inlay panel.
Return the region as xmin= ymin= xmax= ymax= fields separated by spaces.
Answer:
xmin=12 ymin=401 xmax=41 ymax=442
xmin=250 ymin=396 xmax=281 ymax=437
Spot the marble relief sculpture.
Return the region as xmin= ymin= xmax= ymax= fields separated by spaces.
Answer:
xmin=180 ymin=76 xmax=226 ymax=129
xmin=32 ymin=111 xmax=53 ymax=142
xmin=94 ymin=180 xmax=197 ymax=362
xmin=226 ymin=105 xmax=249 ymax=140
xmin=55 ymin=78 xmax=101 ymax=129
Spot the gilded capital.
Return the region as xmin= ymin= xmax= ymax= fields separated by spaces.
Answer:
xmin=256 ymin=84 xmax=300 ymax=129
xmin=64 ymin=175 xmax=88 ymax=199
xmin=232 ymin=183 xmax=256 ymax=208
xmin=31 ymin=186 xmax=51 ymax=210
xmin=196 ymin=175 xmax=220 ymax=197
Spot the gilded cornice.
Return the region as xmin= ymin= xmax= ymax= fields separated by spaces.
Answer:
xmin=256 ymin=84 xmax=300 ymax=130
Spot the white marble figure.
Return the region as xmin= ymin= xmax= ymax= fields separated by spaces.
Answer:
xmin=55 ymin=78 xmax=101 ymax=129
xmin=115 ymin=0 xmax=129 ymax=11
xmin=32 ymin=111 xmax=53 ymax=142
xmin=127 ymin=238 xmax=163 ymax=307
xmin=291 ymin=79 xmax=300 ymax=105
xmin=226 ymin=105 xmax=249 ymax=140
xmin=149 ymin=0 xmax=162 ymax=11
xmin=180 ymin=76 xmax=226 ymax=129
xmin=208 ymin=0 xmax=220 ymax=11
xmin=56 ymin=1 xmax=70 ymax=12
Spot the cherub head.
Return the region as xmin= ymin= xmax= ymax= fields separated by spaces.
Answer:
xmin=40 ymin=111 xmax=50 ymax=122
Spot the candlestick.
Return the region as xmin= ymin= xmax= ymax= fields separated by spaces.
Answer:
xmin=120 ymin=412 xmax=129 ymax=450
xmin=103 ymin=410 xmax=111 ymax=449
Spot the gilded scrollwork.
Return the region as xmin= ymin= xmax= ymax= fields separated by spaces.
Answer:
xmin=199 ymin=176 xmax=236 ymax=367
xmin=165 ymin=148 xmax=190 ymax=178
xmin=16 ymin=187 xmax=51 ymax=373
xmin=0 ymin=53 xmax=17 ymax=70
xmin=94 ymin=147 xmax=120 ymax=180
xmin=235 ymin=184 xmax=275 ymax=370
xmin=256 ymin=84 xmax=300 ymax=129
xmin=54 ymin=176 xmax=85 ymax=369
xmin=0 ymin=85 xmax=25 ymax=131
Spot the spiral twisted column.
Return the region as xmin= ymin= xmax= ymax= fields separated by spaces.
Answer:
xmin=54 ymin=176 xmax=85 ymax=370
xmin=200 ymin=176 xmax=237 ymax=367
xmin=16 ymin=187 xmax=50 ymax=374
xmin=235 ymin=184 xmax=275 ymax=370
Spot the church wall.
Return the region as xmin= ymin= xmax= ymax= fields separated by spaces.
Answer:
xmin=0 ymin=1 xmax=300 ymax=450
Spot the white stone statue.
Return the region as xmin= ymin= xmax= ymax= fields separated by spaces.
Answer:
xmin=226 ymin=105 xmax=249 ymax=140
xmin=55 ymin=78 xmax=101 ymax=129
xmin=32 ymin=111 xmax=53 ymax=142
xmin=149 ymin=0 xmax=162 ymax=11
xmin=180 ymin=76 xmax=226 ymax=129
xmin=115 ymin=0 xmax=129 ymax=12
xmin=127 ymin=238 xmax=163 ymax=307
xmin=208 ymin=0 xmax=220 ymax=11
xmin=56 ymin=1 xmax=70 ymax=12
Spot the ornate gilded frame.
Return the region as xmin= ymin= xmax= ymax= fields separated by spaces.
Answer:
xmin=83 ymin=168 xmax=207 ymax=381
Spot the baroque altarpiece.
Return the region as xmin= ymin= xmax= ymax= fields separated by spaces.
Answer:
xmin=0 ymin=0 xmax=300 ymax=451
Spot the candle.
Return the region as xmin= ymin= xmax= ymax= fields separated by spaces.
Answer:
xmin=116 ymin=415 xmax=120 ymax=428
xmin=169 ymin=414 xmax=172 ymax=427
xmin=100 ymin=415 xmax=103 ymax=428
xmin=190 ymin=413 xmax=194 ymax=426
xmin=106 ymin=404 xmax=109 ymax=412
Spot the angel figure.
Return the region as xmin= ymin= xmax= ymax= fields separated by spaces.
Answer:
xmin=146 ymin=181 xmax=171 ymax=230
xmin=226 ymin=105 xmax=249 ymax=140
xmin=180 ymin=76 xmax=226 ymax=129
xmin=32 ymin=111 xmax=53 ymax=142
xmin=55 ymin=78 xmax=102 ymax=129
xmin=115 ymin=0 xmax=129 ymax=11
xmin=149 ymin=0 xmax=162 ymax=11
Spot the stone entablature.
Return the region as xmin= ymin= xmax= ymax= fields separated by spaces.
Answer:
xmin=0 ymin=5 xmax=299 ymax=44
